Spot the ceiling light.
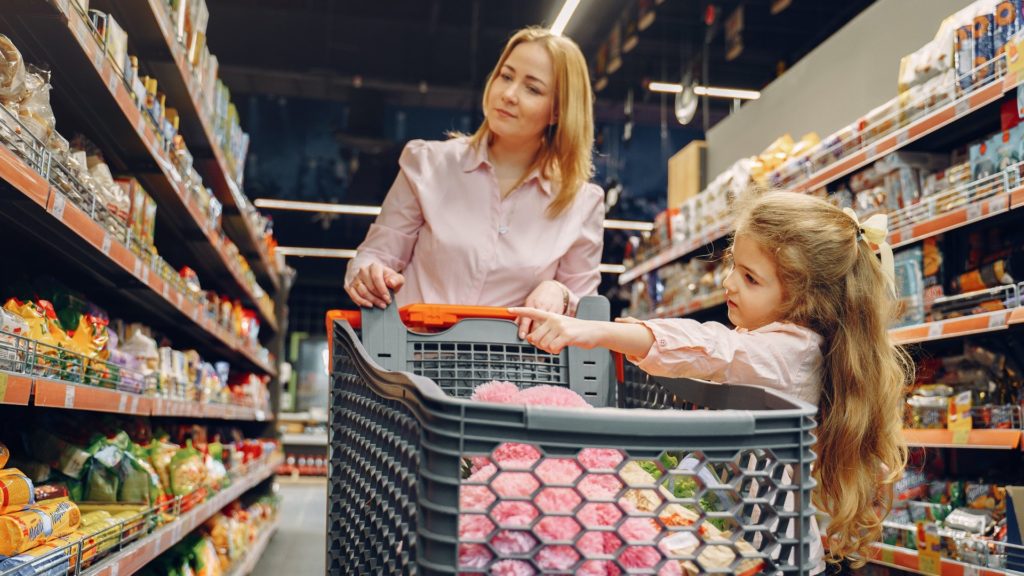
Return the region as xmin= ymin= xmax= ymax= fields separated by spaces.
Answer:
xmin=647 ymin=82 xmax=760 ymax=100
xmin=693 ymin=86 xmax=761 ymax=100
xmin=648 ymin=81 xmax=683 ymax=94
xmin=254 ymin=198 xmax=382 ymax=216
xmin=604 ymin=219 xmax=654 ymax=232
xmin=599 ymin=264 xmax=626 ymax=274
xmin=276 ymin=247 xmax=358 ymax=259
xmin=549 ymin=0 xmax=581 ymax=36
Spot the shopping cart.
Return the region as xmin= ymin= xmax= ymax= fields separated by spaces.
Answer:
xmin=326 ymin=297 xmax=818 ymax=575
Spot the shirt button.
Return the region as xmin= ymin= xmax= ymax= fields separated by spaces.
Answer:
xmin=498 ymin=226 xmax=509 ymax=235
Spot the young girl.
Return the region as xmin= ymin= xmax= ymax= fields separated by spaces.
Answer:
xmin=511 ymin=190 xmax=912 ymax=570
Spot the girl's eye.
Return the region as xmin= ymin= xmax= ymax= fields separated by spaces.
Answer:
xmin=500 ymin=73 xmax=513 ymax=81
xmin=745 ymin=274 xmax=758 ymax=285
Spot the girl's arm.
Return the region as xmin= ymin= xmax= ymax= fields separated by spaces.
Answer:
xmin=508 ymin=307 xmax=654 ymax=357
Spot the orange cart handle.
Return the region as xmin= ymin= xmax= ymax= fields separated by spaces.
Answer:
xmin=327 ymin=304 xmax=517 ymax=332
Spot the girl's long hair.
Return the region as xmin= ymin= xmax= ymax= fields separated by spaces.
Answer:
xmin=734 ymin=190 xmax=912 ymax=566
xmin=465 ymin=27 xmax=594 ymax=217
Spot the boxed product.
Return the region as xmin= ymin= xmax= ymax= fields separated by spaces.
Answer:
xmin=116 ymin=178 xmax=157 ymax=249
xmin=894 ymin=247 xmax=926 ymax=327
xmin=994 ymin=0 xmax=1021 ymax=64
xmin=974 ymin=3 xmax=996 ymax=83
xmin=969 ymin=138 xmax=999 ymax=180
xmin=88 ymin=11 xmax=128 ymax=76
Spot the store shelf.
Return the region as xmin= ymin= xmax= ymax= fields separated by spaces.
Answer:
xmin=281 ymin=433 xmax=328 ymax=447
xmin=1 ymin=370 xmax=267 ymax=420
xmin=619 ymin=221 xmax=732 ymax=285
xmin=869 ymin=542 xmax=1008 ymax=576
xmin=226 ymin=518 xmax=279 ymax=576
xmin=0 ymin=130 xmax=274 ymax=377
xmin=84 ymin=454 xmax=281 ymax=576
xmin=0 ymin=372 xmax=34 ymax=405
xmin=890 ymin=309 xmax=1013 ymax=345
xmin=902 ymin=428 xmax=1022 ymax=450
xmin=277 ymin=411 xmax=328 ymax=424
xmin=639 ymin=291 xmax=727 ymax=320
xmin=0 ymin=0 xmax=277 ymax=333
xmin=790 ymin=73 xmax=1016 ymax=194
xmin=889 ymin=187 xmax=1016 ymax=250
xmin=88 ymin=0 xmax=280 ymax=293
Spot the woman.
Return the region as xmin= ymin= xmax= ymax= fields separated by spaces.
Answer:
xmin=345 ymin=27 xmax=604 ymax=338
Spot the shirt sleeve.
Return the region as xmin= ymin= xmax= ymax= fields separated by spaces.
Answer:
xmin=632 ymin=319 xmax=816 ymax=398
xmin=345 ymin=141 xmax=429 ymax=286
xmin=556 ymin=184 xmax=604 ymax=316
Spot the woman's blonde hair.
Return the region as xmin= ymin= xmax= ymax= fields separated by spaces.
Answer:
xmin=732 ymin=190 xmax=912 ymax=567
xmin=466 ymin=26 xmax=594 ymax=217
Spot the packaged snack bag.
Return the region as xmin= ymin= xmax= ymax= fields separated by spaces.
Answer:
xmin=0 ymin=508 xmax=53 ymax=555
xmin=0 ymin=469 xmax=35 ymax=514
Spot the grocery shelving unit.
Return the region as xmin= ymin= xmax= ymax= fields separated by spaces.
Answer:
xmin=618 ymin=40 xmax=1024 ymax=574
xmin=0 ymin=0 xmax=289 ymax=573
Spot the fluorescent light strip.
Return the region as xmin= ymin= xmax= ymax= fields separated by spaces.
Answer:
xmin=648 ymin=82 xmax=760 ymax=100
xmin=604 ymin=219 xmax=654 ymax=232
xmin=549 ymin=0 xmax=581 ymax=36
xmin=276 ymin=247 xmax=358 ymax=259
xmin=276 ymin=245 xmax=626 ymax=275
xmin=694 ymin=86 xmax=761 ymax=100
xmin=256 ymin=198 xmax=651 ymax=231
xmin=254 ymin=198 xmax=382 ymax=216
xmin=648 ymin=81 xmax=684 ymax=94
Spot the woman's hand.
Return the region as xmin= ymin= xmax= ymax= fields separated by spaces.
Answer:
xmin=509 ymin=307 xmax=601 ymax=354
xmin=516 ymin=280 xmax=569 ymax=339
xmin=345 ymin=262 xmax=406 ymax=308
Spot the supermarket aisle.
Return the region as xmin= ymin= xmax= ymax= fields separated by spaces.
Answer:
xmin=252 ymin=479 xmax=328 ymax=575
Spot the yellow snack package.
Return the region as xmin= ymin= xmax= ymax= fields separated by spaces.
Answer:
xmin=0 ymin=469 xmax=35 ymax=515
xmin=37 ymin=497 xmax=81 ymax=539
xmin=0 ymin=507 xmax=52 ymax=556
xmin=0 ymin=442 xmax=9 ymax=468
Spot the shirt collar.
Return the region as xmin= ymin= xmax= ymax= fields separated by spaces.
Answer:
xmin=461 ymin=140 xmax=555 ymax=197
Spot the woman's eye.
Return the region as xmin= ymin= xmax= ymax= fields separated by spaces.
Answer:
xmin=500 ymin=73 xmax=513 ymax=81
xmin=527 ymin=85 xmax=541 ymax=95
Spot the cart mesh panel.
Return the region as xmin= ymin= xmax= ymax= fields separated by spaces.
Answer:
xmin=328 ymin=344 xmax=421 ymax=574
xmin=409 ymin=342 xmax=566 ymax=398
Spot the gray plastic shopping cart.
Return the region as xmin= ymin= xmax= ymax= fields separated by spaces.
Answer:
xmin=326 ymin=297 xmax=818 ymax=575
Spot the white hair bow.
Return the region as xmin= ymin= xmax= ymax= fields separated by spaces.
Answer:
xmin=842 ymin=208 xmax=896 ymax=296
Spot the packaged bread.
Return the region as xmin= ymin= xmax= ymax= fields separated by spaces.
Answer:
xmin=0 ymin=469 xmax=35 ymax=515
xmin=0 ymin=34 xmax=26 ymax=103
xmin=37 ymin=497 xmax=81 ymax=539
xmin=0 ymin=507 xmax=53 ymax=556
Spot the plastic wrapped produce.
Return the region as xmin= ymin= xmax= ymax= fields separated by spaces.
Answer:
xmin=0 ymin=35 xmax=26 ymax=104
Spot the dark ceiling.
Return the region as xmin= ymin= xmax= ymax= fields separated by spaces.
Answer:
xmin=206 ymin=0 xmax=876 ymax=125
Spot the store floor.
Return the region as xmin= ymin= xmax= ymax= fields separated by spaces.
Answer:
xmin=252 ymin=478 xmax=327 ymax=575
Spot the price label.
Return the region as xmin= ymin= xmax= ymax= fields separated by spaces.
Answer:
xmin=118 ymin=394 xmax=128 ymax=413
xmin=866 ymin=142 xmax=878 ymax=159
xmin=131 ymin=396 xmax=140 ymax=414
xmin=918 ymin=554 xmax=941 ymax=575
xmin=94 ymin=47 xmax=106 ymax=72
xmin=898 ymin=226 xmax=912 ymax=244
xmin=966 ymin=202 xmax=983 ymax=220
xmin=136 ymin=114 xmax=146 ymax=136
xmin=990 ymin=194 xmax=1009 ymax=213
xmin=928 ymin=322 xmax=944 ymax=339
xmin=64 ymin=385 xmax=76 ymax=409
xmin=879 ymin=546 xmax=895 ymax=565
xmin=50 ymin=193 xmax=66 ymax=221
xmin=133 ymin=258 xmax=142 ymax=278
xmin=988 ymin=310 xmax=1008 ymax=329
xmin=141 ymin=265 xmax=149 ymax=284
xmin=107 ymin=69 xmax=118 ymax=94
xmin=897 ymin=130 xmax=910 ymax=147
xmin=101 ymin=233 xmax=111 ymax=256
xmin=176 ymin=292 xmax=183 ymax=307
xmin=162 ymin=283 xmax=169 ymax=300
xmin=0 ymin=373 xmax=8 ymax=402
xmin=952 ymin=429 xmax=971 ymax=445
xmin=963 ymin=563 xmax=980 ymax=576
xmin=955 ymin=98 xmax=971 ymax=117
xmin=110 ymin=562 xmax=119 ymax=576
